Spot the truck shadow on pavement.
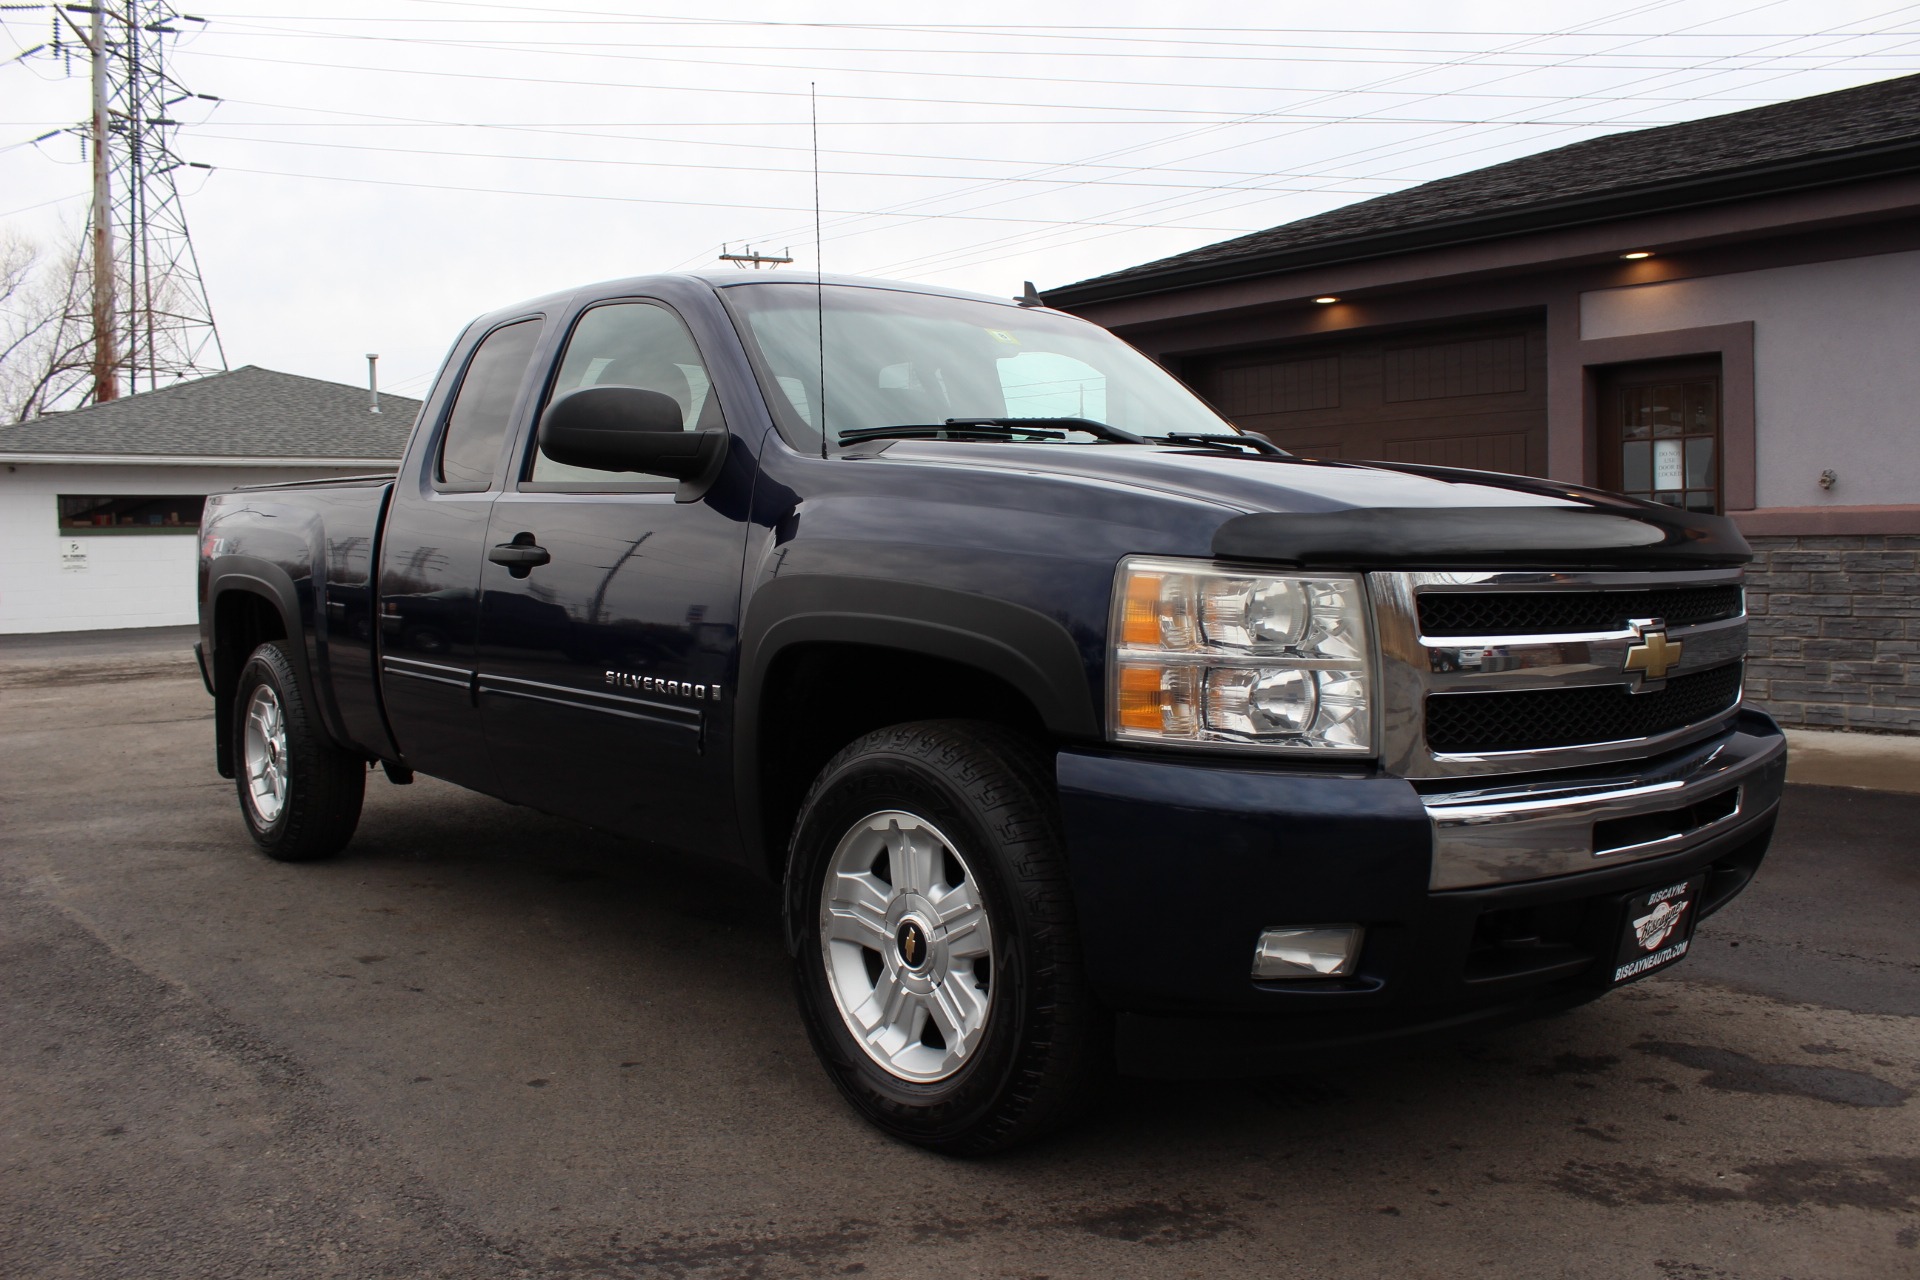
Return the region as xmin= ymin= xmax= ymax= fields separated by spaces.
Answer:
xmin=9 ymin=747 xmax=1920 ymax=1276
xmin=323 ymin=777 xmax=1920 ymax=1185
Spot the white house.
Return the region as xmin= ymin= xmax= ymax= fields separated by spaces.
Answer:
xmin=0 ymin=366 xmax=419 ymax=633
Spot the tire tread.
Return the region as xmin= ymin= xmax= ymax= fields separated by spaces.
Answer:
xmin=234 ymin=642 xmax=364 ymax=862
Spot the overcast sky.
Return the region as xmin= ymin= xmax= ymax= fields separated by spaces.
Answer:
xmin=5 ymin=0 xmax=1918 ymax=400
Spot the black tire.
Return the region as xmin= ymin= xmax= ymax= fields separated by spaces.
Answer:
xmin=232 ymin=642 xmax=365 ymax=862
xmin=785 ymin=720 xmax=1107 ymax=1155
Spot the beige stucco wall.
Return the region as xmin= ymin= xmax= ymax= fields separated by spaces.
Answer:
xmin=1580 ymin=247 xmax=1920 ymax=510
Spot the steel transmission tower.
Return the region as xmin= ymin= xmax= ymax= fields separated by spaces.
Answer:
xmin=30 ymin=1 xmax=225 ymax=412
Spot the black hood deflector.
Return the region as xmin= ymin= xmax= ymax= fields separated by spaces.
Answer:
xmin=1213 ymin=504 xmax=1750 ymax=570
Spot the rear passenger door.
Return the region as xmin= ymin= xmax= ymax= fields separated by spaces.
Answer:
xmin=475 ymin=298 xmax=752 ymax=854
xmin=377 ymin=315 xmax=545 ymax=792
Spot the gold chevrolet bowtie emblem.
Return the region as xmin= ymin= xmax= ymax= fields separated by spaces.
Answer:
xmin=904 ymin=931 xmax=919 ymax=964
xmin=1624 ymin=625 xmax=1684 ymax=682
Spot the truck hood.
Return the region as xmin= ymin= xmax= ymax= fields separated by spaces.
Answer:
xmin=856 ymin=441 xmax=1750 ymax=569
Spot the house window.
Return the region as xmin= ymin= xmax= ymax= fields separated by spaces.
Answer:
xmin=1598 ymin=358 xmax=1722 ymax=514
xmin=58 ymin=494 xmax=206 ymax=533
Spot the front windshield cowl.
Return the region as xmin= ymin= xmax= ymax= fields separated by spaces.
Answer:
xmin=721 ymin=282 xmax=1242 ymax=457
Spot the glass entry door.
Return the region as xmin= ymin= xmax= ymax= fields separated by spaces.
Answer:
xmin=1599 ymin=359 xmax=1722 ymax=514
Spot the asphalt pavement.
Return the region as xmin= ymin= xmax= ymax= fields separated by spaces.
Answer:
xmin=2 ymin=630 xmax=1916 ymax=1279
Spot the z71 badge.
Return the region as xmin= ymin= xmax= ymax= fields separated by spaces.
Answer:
xmin=605 ymin=670 xmax=721 ymax=702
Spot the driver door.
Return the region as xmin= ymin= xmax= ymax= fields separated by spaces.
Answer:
xmin=474 ymin=298 xmax=750 ymax=854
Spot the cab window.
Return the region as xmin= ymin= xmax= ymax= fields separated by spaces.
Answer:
xmin=437 ymin=318 xmax=544 ymax=489
xmin=527 ymin=301 xmax=721 ymax=488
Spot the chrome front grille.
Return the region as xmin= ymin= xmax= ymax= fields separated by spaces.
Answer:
xmin=1425 ymin=661 xmax=1744 ymax=754
xmin=1416 ymin=584 xmax=1744 ymax=637
xmin=1370 ymin=568 xmax=1748 ymax=779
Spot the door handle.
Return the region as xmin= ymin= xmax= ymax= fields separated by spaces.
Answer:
xmin=488 ymin=538 xmax=551 ymax=577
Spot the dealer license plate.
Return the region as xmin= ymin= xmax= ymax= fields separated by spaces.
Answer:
xmin=1610 ymin=876 xmax=1703 ymax=985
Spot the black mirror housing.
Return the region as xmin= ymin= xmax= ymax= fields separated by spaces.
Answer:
xmin=537 ymin=385 xmax=724 ymax=487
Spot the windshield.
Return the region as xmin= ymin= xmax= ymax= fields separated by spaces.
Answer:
xmin=723 ymin=282 xmax=1236 ymax=454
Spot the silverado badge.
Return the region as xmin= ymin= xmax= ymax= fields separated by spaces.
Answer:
xmin=605 ymin=670 xmax=721 ymax=701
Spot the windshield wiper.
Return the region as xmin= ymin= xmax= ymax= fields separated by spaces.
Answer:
xmin=835 ymin=419 xmax=1282 ymax=455
xmin=1151 ymin=431 xmax=1289 ymax=457
xmin=954 ymin=416 xmax=1151 ymax=444
xmin=837 ymin=417 xmax=1148 ymax=447
xmin=837 ymin=422 xmax=1064 ymax=446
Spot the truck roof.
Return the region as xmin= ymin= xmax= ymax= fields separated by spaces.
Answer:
xmin=467 ymin=271 xmax=1033 ymax=333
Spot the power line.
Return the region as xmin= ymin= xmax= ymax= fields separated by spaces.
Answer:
xmin=185 ymin=25 xmax=1920 ymax=65
xmin=852 ymin=0 xmax=1856 ymax=271
xmin=181 ymin=20 xmax=1918 ymax=99
xmin=747 ymin=0 xmax=1692 ymax=264
xmin=876 ymin=3 xmax=1920 ymax=279
xmin=153 ymin=102 xmax=1426 ymax=182
xmin=848 ymin=0 xmax=1818 ymax=276
xmin=278 ymin=3 xmax=1920 ymax=42
xmin=173 ymin=47 xmax=1717 ymax=125
xmin=183 ymin=131 xmax=1408 ymax=196
xmin=13 ymin=0 xmax=1907 ymax=328
xmin=214 ymin=164 xmax=1262 ymax=231
xmin=0 ymin=189 xmax=86 ymax=220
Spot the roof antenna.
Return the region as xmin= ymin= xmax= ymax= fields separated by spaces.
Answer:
xmin=1016 ymin=281 xmax=1045 ymax=308
xmin=365 ymin=353 xmax=380 ymax=413
xmin=813 ymin=82 xmax=827 ymax=461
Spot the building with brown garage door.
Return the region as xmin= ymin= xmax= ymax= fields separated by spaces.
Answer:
xmin=1046 ymin=72 xmax=1920 ymax=737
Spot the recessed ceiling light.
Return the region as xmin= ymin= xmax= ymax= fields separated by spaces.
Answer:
xmin=1313 ymin=296 xmax=1339 ymax=304
xmin=1621 ymin=251 xmax=1654 ymax=260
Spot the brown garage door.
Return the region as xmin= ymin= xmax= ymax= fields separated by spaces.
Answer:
xmin=1186 ymin=317 xmax=1548 ymax=477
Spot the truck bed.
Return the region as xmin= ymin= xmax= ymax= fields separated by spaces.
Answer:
xmin=201 ymin=477 xmax=399 ymax=765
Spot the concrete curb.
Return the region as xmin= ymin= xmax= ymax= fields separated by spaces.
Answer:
xmin=1784 ymin=728 xmax=1920 ymax=795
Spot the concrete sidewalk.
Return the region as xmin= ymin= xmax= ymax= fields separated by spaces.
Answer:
xmin=2 ymin=624 xmax=1914 ymax=793
xmin=0 ymin=624 xmax=199 ymax=690
xmin=1783 ymin=727 xmax=1920 ymax=795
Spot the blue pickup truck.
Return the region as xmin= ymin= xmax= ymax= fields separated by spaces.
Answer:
xmin=197 ymin=271 xmax=1786 ymax=1153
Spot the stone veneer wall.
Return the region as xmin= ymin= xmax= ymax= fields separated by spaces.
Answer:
xmin=1744 ymin=533 xmax=1920 ymax=734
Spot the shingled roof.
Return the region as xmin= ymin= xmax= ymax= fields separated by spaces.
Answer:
xmin=0 ymin=365 xmax=420 ymax=461
xmin=1049 ymin=72 xmax=1920 ymax=305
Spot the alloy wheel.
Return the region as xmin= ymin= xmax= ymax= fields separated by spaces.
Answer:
xmin=818 ymin=810 xmax=995 ymax=1082
xmin=242 ymin=684 xmax=289 ymax=826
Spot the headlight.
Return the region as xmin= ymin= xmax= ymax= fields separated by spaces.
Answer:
xmin=1108 ymin=556 xmax=1373 ymax=754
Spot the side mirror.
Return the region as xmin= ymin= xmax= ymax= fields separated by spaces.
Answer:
xmin=537 ymin=385 xmax=726 ymax=488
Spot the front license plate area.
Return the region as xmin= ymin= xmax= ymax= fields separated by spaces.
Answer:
xmin=1610 ymin=876 xmax=1703 ymax=985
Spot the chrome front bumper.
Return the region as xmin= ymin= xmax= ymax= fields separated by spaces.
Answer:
xmin=1422 ymin=714 xmax=1787 ymax=890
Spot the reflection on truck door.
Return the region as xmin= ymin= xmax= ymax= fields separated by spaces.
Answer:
xmin=474 ymin=299 xmax=750 ymax=853
xmin=377 ymin=316 xmax=544 ymax=792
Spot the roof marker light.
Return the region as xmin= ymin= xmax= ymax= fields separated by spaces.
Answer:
xmin=1621 ymin=251 xmax=1654 ymax=260
xmin=1313 ymin=296 xmax=1339 ymax=304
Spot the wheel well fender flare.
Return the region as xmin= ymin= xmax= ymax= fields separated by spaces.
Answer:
xmin=208 ymin=558 xmax=352 ymax=765
xmin=733 ymin=575 xmax=1098 ymax=866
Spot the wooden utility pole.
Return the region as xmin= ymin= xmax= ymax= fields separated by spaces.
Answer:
xmin=23 ymin=0 xmax=223 ymax=415
xmin=717 ymin=245 xmax=794 ymax=269
xmin=87 ymin=3 xmax=117 ymax=403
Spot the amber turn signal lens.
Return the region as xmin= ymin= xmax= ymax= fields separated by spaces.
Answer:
xmin=1115 ymin=664 xmax=1166 ymax=731
xmin=1122 ymin=572 xmax=1165 ymax=647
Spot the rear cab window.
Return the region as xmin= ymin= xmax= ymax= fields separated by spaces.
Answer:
xmin=436 ymin=318 xmax=545 ymax=491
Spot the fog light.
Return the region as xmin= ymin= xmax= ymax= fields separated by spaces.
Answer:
xmin=1252 ymin=925 xmax=1363 ymax=979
